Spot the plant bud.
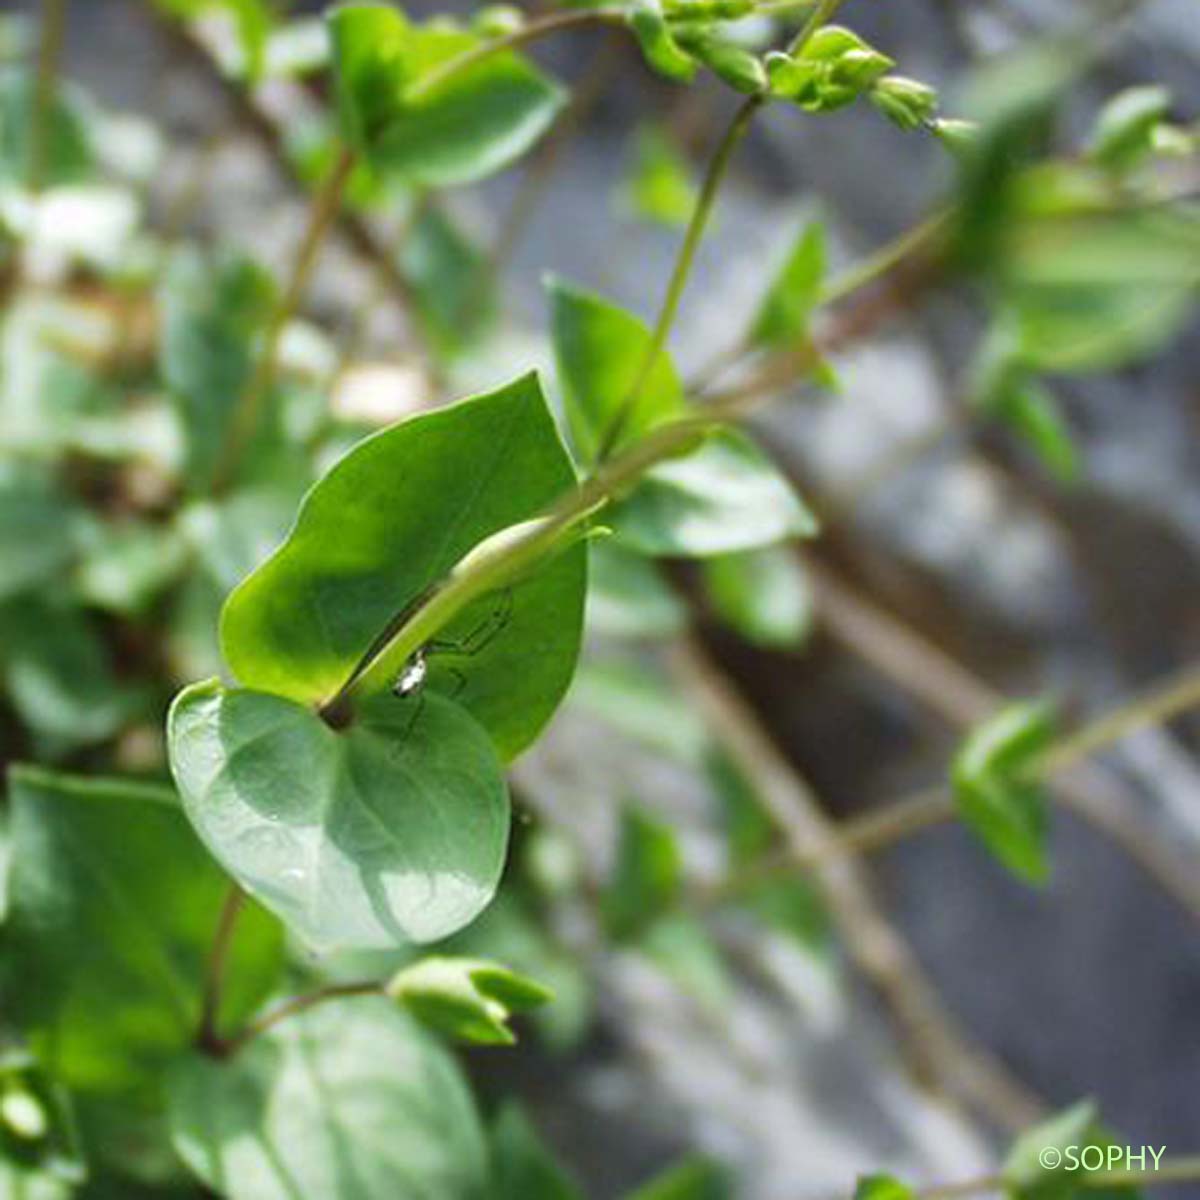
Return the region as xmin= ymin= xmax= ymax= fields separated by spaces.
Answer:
xmin=677 ymin=30 xmax=767 ymax=94
xmin=871 ymin=74 xmax=939 ymax=130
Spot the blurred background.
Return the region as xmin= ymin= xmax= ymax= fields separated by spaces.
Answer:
xmin=3 ymin=0 xmax=1199 ymax=1196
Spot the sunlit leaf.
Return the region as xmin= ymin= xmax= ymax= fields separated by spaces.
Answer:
xmin=329 ymin=4 xmax=564 ymax=187
xmin=0 ymin=767 xmax=283 ymax=1097
xmin=168 ymin=680 xmax=510 ymax=950
xmin=168 ymin=1000 xmax=488 ymax=1200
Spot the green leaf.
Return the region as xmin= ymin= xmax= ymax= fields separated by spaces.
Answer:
xmin=702 ymin=545 xmax=812 ymax=648
xmin=168 ymin=999 xmax=488 ymax=1200
xmin=0 ymin=766 xmax=283 ymax=1097
xmin=385 ymin=955 xmax=552 ymax=1045
xmin=1087 ymin=85 xmax=1171 ymax=171
xmin=219 ymin=373 xmax=586 ymax=762
xmin=0 ymin=465 xmax=81 ymax=604
xmin=586 ymin=540 xmax=687 ymax=639
xmin=623 ymin=1156 xmax=731 ymax=1200
xmin=613 ymin=429 xmax=818 ymax=557
xmin=951 ymin=700 xmax=1055 ymax=884
xmin=994 ymin=381 xmax=1079 ymax=484
xmin=749 ymin=218 xmax=826 ymax=348
xmin=548 ymin=276 xmax=685 ymax=463
xmin=75 ymin=518 xmax=189 ymax=617
xmin=399 ymin=204 xmax=494 ymax=363
xmin=602 ymin=805 xmax=682 ymax=941
xmin=854 ymin=1176 xmax=915 ymax=1200
xmin=639 ymin=913 xmax=731 ymax=1015
xmin=0 ymin=1157 xmax=71 ymax=1200
xmin=168 ymin=680 xmax=510 ymax=950
xmin=328 ymin=4 xmax=565 ymax=187
xmin=999 ymin=204 xmax=1200 ymax=372
xmin=0 ymin=596 xmax=149 ymax=754
xmin=158 ymin=248 xmax=275 ymax=492
xmin=491 ymin=1104 xmax=583 ymax=1200
xmin=0 ymin=68 xmax=93 ymax=186
xmin=1002 ymin=1100 xmax=1141 ymax=1200
xmin=618 ymin=125 xmax=697 ymax=229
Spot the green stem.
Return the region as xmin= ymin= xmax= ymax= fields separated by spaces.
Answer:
xmin=821 ymin=210 xmax=951 ymax=306
xmin=596 ymin=92 xmax=765 ymax=460
xmin=404 ymin=8 xmax=625 ymax=103
xmin=197 ymin=886 xmax=247 ymax=1054
xmin=221 ymin=981 xmax=382 ymax=1057
xmin=212 ymin=144 xmax=357 ymax=495
xmin=27 ymin=0 xmax=68 ymax=193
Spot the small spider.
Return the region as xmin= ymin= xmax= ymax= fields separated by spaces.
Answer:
xmin=391 ymin=589 xmax=513 ymax=731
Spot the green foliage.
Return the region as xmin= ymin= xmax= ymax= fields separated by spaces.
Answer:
xmin=586 ymin=540 xmax=688 ymax=639
xmin=602 ymin=805 xmax=683 ymax=941
xmin=168 ymin=681 xmax=510 ymax=949
xmin=1 ymin=767 xmax=283 ymax=1097
xmin=623 ymin=1156 xmax=732 ymax=1200
xmin=854 ymin=1177 xmax=915 ymax=1200
xmin=749 ymin=217 xmax=826 ymax=348
xmin=219 ymin=374 xmax=586 ymax=761
xmin=951 ymin=701 xmax=1056 ymax=884
xmin=329 ymin=4 xmax=565 ymax=187
xmin=619 ymin=125 xmax=698 ymax=229
xmin=385 ymin=955 xmax=553 ymax=1045
xmin=1087 ymin=85 xmax=1171 ymax=171
xmin=168 ymin=1000 xmax=488 ymax=1200
xmin=0 ymin=69 xmax=93 ymax=186
xmin=490 ymin=1105 xmax=583 ymax=1200
xmin=702 ymin=546 xmax=812 ymax=648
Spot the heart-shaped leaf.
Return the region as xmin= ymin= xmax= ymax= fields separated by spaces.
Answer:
xmin=329 ymin=4 xmax=564 ymax=188
xmin=0 ymin=767 xmax=284 ymax=1097
xmin=220 ymin=373 xmax=585 ymax=761
xmin=168 ymin=999 xmax=488 ymax=1200
xmin=168 ymin=679 xmax=510 ymax=949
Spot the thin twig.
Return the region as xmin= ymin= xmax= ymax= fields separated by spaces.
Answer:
xmin=220 ymin=980 xmax=383 ymax=1057
xmin=28 ymin=0 xmax=69 ymax=192
xmin=197 ymin=885 xmax=247 ymax=1053
xmin=671 ymin=635 xmax=1046 ymax=1132
xmin=212 ymin=145 xmax=357 ymax=494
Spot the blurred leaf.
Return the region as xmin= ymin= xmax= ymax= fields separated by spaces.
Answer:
xmin=586 ymin=540 xmax=686 ymax=639
xmin=623 ymin=1156 xmax=732 ymax=1200
xmin=168 ymin=681 xmax=509 ymax=951
xmin=619 ymin=125 xmax=697 ymax=229
xmin=491 ymin=1104 xmax=583 ymax=1200
xmin=0 ymin=596 xmax=149 ymax=755
xmin=1087 ymin=85 xmax=1171 ymax=171
xmin=158 ymin=248 xmax=275 ymax=492
xmin=329 ymin=4 xmax=564 ymax=187
xmin=399 ymin=204 xmax=494 ymax=363
xmin=0 ymin=68 xmax=93 ymax=186
xmin=951 ymin=700 xmax=1055 ymax=884
xmin=614 ymin=429 xmax=818 ymax=557
xmin=168 ymin=1000 xmax=488 ymax=1200
xmin=151 ymin=0 xmax=273 ymax=81
xmin=602 ymin=805 xmax=682 ymax=941
xmin=702 ymin=545 xmax=812 ymax=648
xmin=571 ymin=658 xmax=709 ymax=766
xmin=0 ymin=766 xmax=283 ymax=1097
xmin=1004 ymin=1100 xmax=1140 ymax=1200
xmin=549 ymin=275 xmax=685 ymax=463
xmin=0 ymin=465 xmax=81 ymax=603
xmin=75 ymin=519 xmax=189 ymax=617
xmin=855 ymin=1177 xmax=915 ymax=1200
xmin=749 ymin=218 xmax=826 ymax=349
xmin=386 ymin=955 xmax=552 ymax=1045
xmin=998 ymin=203 xmax=1200 ymax=372
xmin=639 ymin=912 xmax=731 ymax=1015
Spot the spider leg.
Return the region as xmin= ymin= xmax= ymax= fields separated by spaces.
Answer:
xmin=399 ymin=689 xmax=426 ymax=740
xmin=427 ymin=587 xmax=513 ymax=659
